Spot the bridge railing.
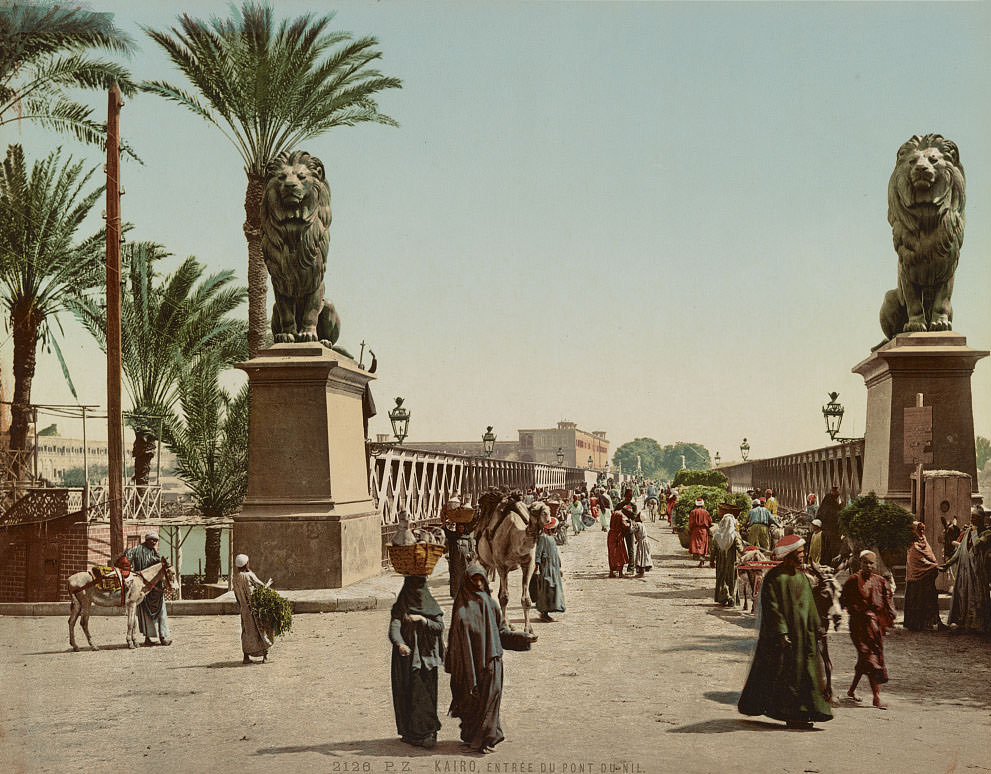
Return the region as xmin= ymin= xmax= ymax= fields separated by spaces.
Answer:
xmin=1 ymin=484 xmax=163 ymax=525
xmin=715 ymin=440 xmax=865 ymax=511
xmin=368 ymin=444 xmax=587 ymax=546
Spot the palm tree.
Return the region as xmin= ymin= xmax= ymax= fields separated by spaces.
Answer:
xmin=0 ymin=144 xmax=104 ymax=465
xmin=0 ymin=3 xmax=136 ymax=147
xmin=143 ymin=2 xmax=401 ymax=358
xmin=165 ymin=352 xmax=249 ymax=583
xmin=71 ymin=241 xmax=248 ymax=485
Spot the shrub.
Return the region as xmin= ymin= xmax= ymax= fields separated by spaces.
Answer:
xmin=250 ymin=585 xmax=293 ymax=637
xmin=837 ymin=492 xmax=914 ymax=552
xmin=673 ymin=469 xmax=728 ymax=489
xmin=673 ymin=486 xmax=751 ymax=532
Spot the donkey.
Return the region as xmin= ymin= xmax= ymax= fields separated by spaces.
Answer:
xmin=737 ymin=546 xmax=769 ymax=612
xmin=804 ymin=563 xmax=843 ymax=701
xmin=474 ymin=490 xmax=551 ymax=637
xmin=67 ymin=559 xmax=178 ymax=651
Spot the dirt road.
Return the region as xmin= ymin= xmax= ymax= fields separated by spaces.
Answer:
xmin=2 ymin=518 xmax=988 ymax=774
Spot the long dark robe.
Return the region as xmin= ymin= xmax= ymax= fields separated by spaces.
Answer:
xmin=714 ymin=532 xmax=745 ymax=605
xmin=445 ymin=564 xmax=510 ymax=751
xmin=738 ymin=564 xmax=833 ymax=723
xmin=904 ymin=535 xmax=940 ymax=631
xmin=389 ymin=576 xmax=444 ymax=744
xmin=607 ymin=511 xmax=630 ymax=572
xmin=529 ymin=532 xmax=565 ymax=614
xmin=840 ymin=572 xmax=894 ymax=683
xmin=124 ymin=543 xmax=169 ymax=639
xmin=817 ymin=494 xmax=843 ymax=566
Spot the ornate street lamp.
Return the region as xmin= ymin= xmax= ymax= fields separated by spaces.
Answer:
xmin=740 ymin=438 xmax=750 ymax=462
xmin=714 ymin=451 xmax=721 ymax=465
xmin=822 ymin=391 xmax=845 ymax=441
xmin=482 ymin=426 xmax=496 ymax=457
xmin=389 ymin=397 xmax=410 ymax=444
xmin=556 ymin=447 xmax=564 ymax=466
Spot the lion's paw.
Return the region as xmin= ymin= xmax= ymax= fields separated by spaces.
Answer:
xmin=274 ymin=333 xmax=295 ymax=343
xmin=904 ymin=320 xmax=928 ymax=333
xmin=930 ymin=318 xmax=952 ymax=331
xmin=297 ymin=330 xmax=318 ymax=342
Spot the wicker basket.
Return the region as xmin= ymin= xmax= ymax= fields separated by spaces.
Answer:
xmin=718 ymin=503 xmax=743 ymax=518
xmin=446 ymin=505 xmax=475 ymax=524
xmin=388 ymin=543 xmax=446 ymax=576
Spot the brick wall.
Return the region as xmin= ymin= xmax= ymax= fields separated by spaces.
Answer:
xmin=0 ymin=538 xmax=26 ymax=602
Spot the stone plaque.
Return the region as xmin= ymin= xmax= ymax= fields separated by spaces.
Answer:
xmin=903 ymin=405 xmax=933 ymax=464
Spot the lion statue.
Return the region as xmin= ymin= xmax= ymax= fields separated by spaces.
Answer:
xmin=260 ymin=149 xmax=350 ymax=355
xmin=878 ymin=133 xmax=965 ymax=345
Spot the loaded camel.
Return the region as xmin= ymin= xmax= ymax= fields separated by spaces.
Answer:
xmin=474 ymin=490 xmax=552 ymax=638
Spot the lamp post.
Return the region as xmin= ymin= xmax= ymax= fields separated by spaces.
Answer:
xmin=714 ymin=451 xmax=721 ymax=465
xmin=482 ymin=426 xmax=496 ymax=458
xmin=556 ymin=447 xmax=564 ymax=466
xmin=822 ymin=391 xmax=844 ymax=441
xmin=740 ymin=438 xmax=750 ymax=462
xmin=821 ymin=391 xmax=862 ymax=443
xmin=388 ymin=397 xmax=410 ymax=444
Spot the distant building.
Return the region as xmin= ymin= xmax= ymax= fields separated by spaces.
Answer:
xmin=409 ymin=421 xmax=609 ymax=470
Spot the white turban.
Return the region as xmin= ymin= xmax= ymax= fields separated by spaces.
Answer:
xmin=234 ymin=554 xmax=249 ymax=568
xmin=144 ymin=531 xmax=159 ymax=541
xmin=859 ymin=550 xmax=876 ymax=561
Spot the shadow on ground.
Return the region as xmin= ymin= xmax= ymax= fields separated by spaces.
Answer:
xmin=704 ymin=690 xmax=741 ymax=706
xmin=27 ymin=643 xmax=133 ymax=655
xmin=630 ymin=588 xmax=713 ymax=600
xmin=660 ymin=633 xmax=753 ymax=654
xmin=706 ymin=606 xmax=758 ymax=630
xmin=667 ymin=718 xmax=805 ymax=733
xmin=253 ymin=738 xmax=471 ymax=758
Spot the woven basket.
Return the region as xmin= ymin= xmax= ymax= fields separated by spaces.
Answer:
xmin=718 ymin=503 xmax=743 ymax=518
xmin=447 ymin=505 xmax=475 ymax=524
xmin=388 ymin=543 xmax=446 ymax=576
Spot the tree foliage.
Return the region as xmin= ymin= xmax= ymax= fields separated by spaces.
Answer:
xmin=673 ymin=468 xmax=728 ymax=489
xmin=837 ymin=492 xmax=914 ymax=552
xmin=0 ymin=144 xmax=104 ymax=457
xmin=0 ymin=4 xmax=136 ymax=149
xmin=70 ymin=241 xmax=248 ymax=484
xmin=612 ymin=437 xmax=665 ymax=478
xmin=977 ymin=435 xmax=991 ymax=471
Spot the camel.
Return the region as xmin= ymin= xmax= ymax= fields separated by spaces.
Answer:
xmin=67 ymin=559 xmax=178 ymax=651
xmin=474 ymin=490 xmax=551 ymax=637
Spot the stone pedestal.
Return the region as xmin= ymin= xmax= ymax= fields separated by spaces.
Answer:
xmin=233 ymin=344 xmax=378 ymax=589
xmin=852 ymin=332 xmax=988 ymax=511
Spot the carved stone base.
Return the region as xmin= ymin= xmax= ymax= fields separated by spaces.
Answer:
xmin=233 ymin=344 xmax=378 ymax=589
xmin=852 ymin=332 xmax=988 ymax=511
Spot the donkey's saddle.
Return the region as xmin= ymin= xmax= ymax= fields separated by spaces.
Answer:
xmin=91 ymin=565 xmax=127 ymax=593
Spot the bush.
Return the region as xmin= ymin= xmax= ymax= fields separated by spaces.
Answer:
xmin=837 ymin=492 xmax=914 ymax=552
xmin=673 ymin=469 xmax=729 ymax=489
xmin=672 ymin=486 xmax=751 ymax=532
xmin=250 ymin=585 xmax=293 ymax=637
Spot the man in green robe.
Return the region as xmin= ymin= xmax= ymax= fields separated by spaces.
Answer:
xmin=738 ymin=534 xmax=833 ymax=728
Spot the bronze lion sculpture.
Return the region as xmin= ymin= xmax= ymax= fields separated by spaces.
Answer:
xmin=261 ymin=149 xmax=349 ymax=354
xmin=878 ymin=133 xmax=965 ymax=344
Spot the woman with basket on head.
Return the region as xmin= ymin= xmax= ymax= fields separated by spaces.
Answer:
xmin=388 ymin=534 xmax=446 ymax=749
xmin=442 ymin=497 xmax=477 ymax=600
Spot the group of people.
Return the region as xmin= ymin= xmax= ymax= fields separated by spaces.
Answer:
xmin=904 ymin=506 xmax=991 ymax=634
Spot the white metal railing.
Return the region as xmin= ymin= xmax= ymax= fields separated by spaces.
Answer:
xmin=86 ymin=485 xmax=163 ymax=520
xmin=368 ymin=444 xmax=583 ymax=527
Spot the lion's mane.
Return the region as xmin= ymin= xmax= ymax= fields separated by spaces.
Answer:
xmin=260 ymin=150 xmax=332 ymax=298
xmin=888 ymin=133 xmax=965 ymax=287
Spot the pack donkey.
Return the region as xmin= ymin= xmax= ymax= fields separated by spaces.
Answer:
xmin=67 ymin=559 xmax=178 ymax=651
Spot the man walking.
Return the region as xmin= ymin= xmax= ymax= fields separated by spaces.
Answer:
xmin=744 ymin=498 xmax=779 ymax=551
xmin=841 ymin=550 xmax=895 ymax=709
xmin=817 ymin=486 xmax=844 ymax=567
xmin=613 ymin=488 xmax=639 ymax=575
xmin=738 ymin=535 xmax=833 ymax=728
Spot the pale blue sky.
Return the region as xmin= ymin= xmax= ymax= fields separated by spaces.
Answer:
xmin=6 ymin=0 xmax=990 ymax=461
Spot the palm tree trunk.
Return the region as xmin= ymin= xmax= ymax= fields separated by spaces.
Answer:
xmin=204 ymin=526 xmax=222 ymax=583
xmin=131 ymin=431 xmax=157 ymax=486
xmin=243 ymin=172 xmax=268 ymax=359
xmin=9 ymin=301 xmax=41 ymax=480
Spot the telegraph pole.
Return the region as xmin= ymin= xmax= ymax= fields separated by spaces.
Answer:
xmin=106 ymin=83 xmax=124 ymax=557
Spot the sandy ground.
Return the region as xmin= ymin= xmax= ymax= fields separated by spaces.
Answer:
xmin=1 ymin=518 xmax=989 ymax=774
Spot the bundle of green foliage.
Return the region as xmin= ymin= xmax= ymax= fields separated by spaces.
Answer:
xmin=837 ymin=492 xmax=914 ymax=552
xmin=250 ymin=585 xmax=293 ymax=637
xmin=672 ymin=486 xmax=751 ymax=532
xmin=672 ymin=469 xmax=728 ymax=489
